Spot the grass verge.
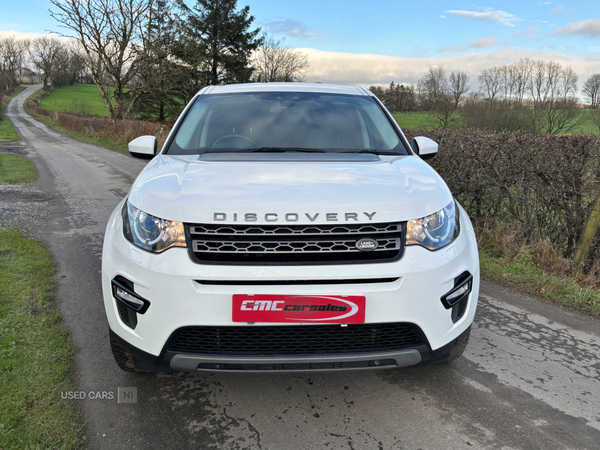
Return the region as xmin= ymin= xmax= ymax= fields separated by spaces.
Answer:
xmin=480 ymin=250 xmax=600 ymax=317
xmin=24 ymin=90 xmax=128 ymax=154
xmin=0 ymin=86 xmax=27 ymax=141
xmin=0 ymin=154 xmax=38 ymax=184
xmin=1 ymin=156 xmax=83 ymax=448
xmin=0 ymin=228 xmax=83 ymax=449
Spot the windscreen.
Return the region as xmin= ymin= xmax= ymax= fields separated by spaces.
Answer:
xmin=165 ymin=92 xmax=407 ymax=155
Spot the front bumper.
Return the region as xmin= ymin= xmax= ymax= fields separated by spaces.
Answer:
xmin=109 ymin=326 xmax=470 ymax=373
xmin=102 ymin=200 xmax=480 ymax=372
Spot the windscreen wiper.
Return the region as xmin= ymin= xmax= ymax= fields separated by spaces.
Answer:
xmin=340 ymin=149 xmax=400 ymax=155
xmin=234 ymin=147 xmax=327 ymax=153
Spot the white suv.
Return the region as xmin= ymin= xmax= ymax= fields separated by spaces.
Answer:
xmin=102 ymin=83 xmax=479 ymax=373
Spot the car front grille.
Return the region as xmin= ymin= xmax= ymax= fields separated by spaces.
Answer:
xmin=167 ymin=323 xmax=425 ymax=355
xmin=186 ymin=222 xmax=404 ymax=264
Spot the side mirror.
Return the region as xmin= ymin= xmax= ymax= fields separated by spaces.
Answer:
xmin=411 ymin=137 xmax=438 ymax=160
xmin=129 ymin=136 xmax=157 ymax=160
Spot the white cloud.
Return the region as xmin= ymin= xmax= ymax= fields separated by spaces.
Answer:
xmin=265 ymin=19 xmax=318 ymax=42
xmin=438 ymin=36 xmax=499 ymax=53
xmin=446 ymin=9 xmax=522 ymax=27
xmin=0 ymin=30 xmax=61 ymax=40
xmin=554 ymin=18 xmax=600 ymax=36
xmin=299 ymin=47 xmax=600 ymax=88
xmin=515 ymin=26 xmax=540 ymax=37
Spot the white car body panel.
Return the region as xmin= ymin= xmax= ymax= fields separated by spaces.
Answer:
xmin=128 ymin=154 xmax=452 ymax=225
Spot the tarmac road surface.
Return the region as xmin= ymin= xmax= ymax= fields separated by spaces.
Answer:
xmin=6 ymin=84 xmax=600 ymax=449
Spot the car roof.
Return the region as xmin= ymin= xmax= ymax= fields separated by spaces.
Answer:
xmin=198 ymin=83 xmax=371 ymax=96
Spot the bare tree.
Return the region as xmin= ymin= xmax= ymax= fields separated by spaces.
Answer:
xmin=529 ymin=60 xmax=560 ymax=108
xmin=251 ymin=33 xmax=310 ymax=82
xmin=527 ymin=60 xmax=582 ymax=135
xmin=29 ymin=36 xmax=65 ymax=87
xmin=512 ymin=58 xmax=534 ymax=105
xmin=464 ymin=58 xmax=583 ymax=135
xmin=415 ymin=67 xmax=458 ymax=128
xmin=585 ymin=74 xmax=600 ymax=134
xmin=415 ymin=77 xmax=426 ymax=112
xmin=479 ymin=67 xmax=501 ymax=107
xmin=49 ymin=0 xmax=153 ymax=120
xmin=431 ymin=93 xmax=460 ymax=129
xmin=66 ymin=41 xmax=88 ymax=85
xmin=498 ymin=65 xmax=516 ymax=102
xmin=0 ymin=36 xmax=29 ymax=91
xmin=561 ymin=66 xmax=578 ymax=100
xmin=419 ymin=67 xmax=447 ymax=111
xmin=448 ymin=70 xmax=469 ymax=110
xmin=583 ymin=74 xmax=600 ymax=107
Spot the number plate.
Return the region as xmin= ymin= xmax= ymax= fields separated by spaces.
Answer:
xmin=232 ymin=294 xmax=366 ymax=323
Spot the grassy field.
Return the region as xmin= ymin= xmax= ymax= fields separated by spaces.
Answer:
xmin=0 ymin=154 xmax=38 ymax=184
xmin=0 ymin=156 xmax=83 ymax=449
xmin=392 ymin=113 xmax=436 ymax=129
xmin=569 ymin=109 xmax=600 ymax=135
xmin=40 ymin=83 xmax=110 ymax=117
xmin=0 ymin=86 xmax=27 ymax=141
xmin=393 ymin=110 xmax=600 ymax=135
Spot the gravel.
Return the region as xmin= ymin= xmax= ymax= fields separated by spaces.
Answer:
xmin=0 ymin=142 xmax=50 ymax=239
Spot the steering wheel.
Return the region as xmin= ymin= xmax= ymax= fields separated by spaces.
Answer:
xmin=212 ymin=134 xmax=259 ymax=148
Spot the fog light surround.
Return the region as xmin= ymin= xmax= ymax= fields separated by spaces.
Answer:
xmin=111 ymin=277 xmax=151 ymax=314
xmin=441 ymin=272 xmax=472 ymax=309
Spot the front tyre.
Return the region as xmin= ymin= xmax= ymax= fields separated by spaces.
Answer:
xmin=109 ymin=330 xmax=146 ymax=373
xmin=447 ymin=326 xmax=471 ymax=363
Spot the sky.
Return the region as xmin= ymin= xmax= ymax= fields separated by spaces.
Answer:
xmin=2 ymin=0 xmax=600 ymax=88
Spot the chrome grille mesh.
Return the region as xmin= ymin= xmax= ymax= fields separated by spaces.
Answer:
xmin=186 ymin=222 xmax=404 ymax=265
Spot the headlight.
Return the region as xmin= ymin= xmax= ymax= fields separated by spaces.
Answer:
xmin=406 ymin=201 xmax=460 ymax=250
xmin=122 ymin=202 xmax=186 ymax=253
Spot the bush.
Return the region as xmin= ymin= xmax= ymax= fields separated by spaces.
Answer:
xmin=404 ymin=128 xmax=600 ymax=266
xmin=461 ymin=99 xmax=531 ymax=133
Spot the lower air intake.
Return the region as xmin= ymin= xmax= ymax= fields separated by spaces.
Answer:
xmin=168 ymin=323 xmax=425 ymax=355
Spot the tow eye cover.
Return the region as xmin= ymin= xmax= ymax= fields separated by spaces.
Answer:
xmin=356 ymin=238 xmax=378 ymax=252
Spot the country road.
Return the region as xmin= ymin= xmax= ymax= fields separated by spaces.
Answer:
xmin=5 ymin=84 xmax=600 ymax=450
